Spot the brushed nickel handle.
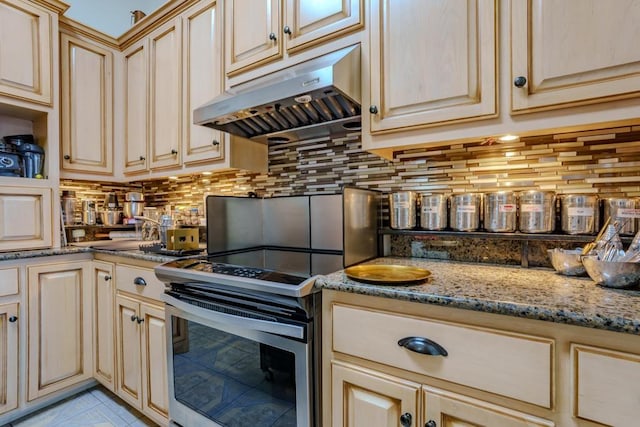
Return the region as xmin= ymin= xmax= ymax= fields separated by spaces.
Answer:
xmin=269 ymin=32 xmax=277 ymax=41
xmin=63 ymin=154 xmax=71 ymax=160
xmin=425 ymin=420 xmax=437 ymax=427
xmin=8 ymin=316 xmax=17 ymax=323
xmin=130 ymin=314 xmax=137 ymax=322
xmin=133 ymin=277 xmax=147 ymax=286
xmin=369 ymin=105 xmax=378 ymax=114
xmin=398 ymin=336 xmax=448 ymax=356
xmin=283 ymin=25 xmax=291 ymax=35
xmin=104 ymin=275 xmax=112 ymax=281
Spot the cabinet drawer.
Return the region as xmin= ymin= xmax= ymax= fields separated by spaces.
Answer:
xmin=573 ymin=344 xmax=640 ymax=426
xmin=116 ymin=265 xmax=165 ymax=302
xmin=0 ymin=267 xmax=18 ymax=296
xmin=332 ymin=304 xmax=553 ymax=407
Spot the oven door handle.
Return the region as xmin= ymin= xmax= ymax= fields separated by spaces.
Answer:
xmin=162 ymin=293 xmax=306 ymax=340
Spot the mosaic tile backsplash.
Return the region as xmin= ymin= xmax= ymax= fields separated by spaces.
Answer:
xmin=62 ymin=125 xmax=640 ymax=265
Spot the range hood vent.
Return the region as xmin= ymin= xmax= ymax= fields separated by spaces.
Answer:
xmin=194 ymin=45 xmax=361 ymax=144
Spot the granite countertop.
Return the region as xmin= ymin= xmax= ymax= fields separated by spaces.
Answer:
xmin=0 ymin=246 xmax=189 ymax=264
xmin=318 ymin=257 xmax=640 ymax=336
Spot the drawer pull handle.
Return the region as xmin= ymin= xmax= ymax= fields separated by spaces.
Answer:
xmin=8 ymin=316 xmax=17 ymax=323
xmin=398 ymin=336 xmax=448 ymax=356
xmin=133 ymin=277 xmax=147 ymax=286
xmin=400 ymin=412 xmax=412 ymax=426
xmin=104 ymin=275 xmax=112 ymax=281
xmin=130 ymin=314 xmax=137 ymax=322
xmin=425 ymin=421 xmax=437 ymax=427
xmin=137 ymin=316 xmax=144 ymax=324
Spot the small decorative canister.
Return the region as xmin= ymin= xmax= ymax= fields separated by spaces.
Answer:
xmin=484 ymin=191 xmax=517 ymax=232
xmin=450 ymin=193 xmax=482 ymax=231
xmin=561 ymin=194 xmax=599 ymax=235
xmin=602 ymin=197 xmax=639 ymax=236
xmin=518 ymin=191 xmax=556 ymax=233
xmin=389 ymin=191 xmax=417 ymax=229
xmin=420 ymin=194 xmax=447 ymax=230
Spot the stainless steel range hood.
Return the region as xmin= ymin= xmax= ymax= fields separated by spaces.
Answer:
xmin=194 ymin=45 xmax=361 ymax=144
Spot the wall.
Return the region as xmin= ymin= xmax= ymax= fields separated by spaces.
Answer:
xmin=62 ymin=125 xmax=640 ymax=264
xmin=63 ymin=0 xmax=167 ymax=37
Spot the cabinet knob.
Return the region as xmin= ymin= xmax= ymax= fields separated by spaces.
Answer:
xmin=425 ymin=421 xmax=437 ymax=427
xmin=171 ymin=149 xmax=178 ymax=155
xmin=133 ymin=277 xmax=147 ymax=287
xmin=130 ymin=314 xmax=137 ymax=322
xmin=283 ymin=25 xmax=291 ymax=35
xmin=398 ymin=336 xmax=448 ymax=356
xmin=139 ymin=155 xmax=146 ymax=161
xmin=212 ymin=139 xmax=220 ymax=146
xmin=137 ymin=317 xmax=144 ymax=324
xmin=8 ymin=316 xmax=17 ymax=323
xmin=369 ymin=105 xmax=379 ymax=114
xmin=269 ymin=32 xmax=277 ymax=41
xmin=400 ymin=412 xmax=412 ymax=427
xmin=104 ymin=275 xmax=112 ymax=281
xmin=514 ymin=76 xmax=527 ymax=88
xmin=63 ymin=154 xmax=71 ymax=160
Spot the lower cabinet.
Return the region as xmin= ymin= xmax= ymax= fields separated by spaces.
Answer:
xmin=92 ymin=261 xmax=115 ymax=391
xmin=27 ymin=261 xmax=92 ymax=401
xmin=115 ymin=273 xmax=168 ymax=426
xmin=0 ymin=302 xmax=19 ymax=416
xmin=331 ymin=362 xmax=553 ymax=427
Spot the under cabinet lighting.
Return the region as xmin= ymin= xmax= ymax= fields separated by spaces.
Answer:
xmin=499 ymin=134 xmax=520 ymax=142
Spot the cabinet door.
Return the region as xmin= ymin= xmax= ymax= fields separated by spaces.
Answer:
xmin=225 ymin=0 xmax=282 ymax=76
xmin=423 ymin=387 xmax=554 ymax=427
xmin=511 ymin=0 xmax=640 ymax=112
xmin=369 ymin=0 xmax=496 ymax=133
xmin=92 ymin=261 xmax=115 ymax=391
xmin=115 ymin=294 xmax=142 ymax=409
xmin=123 ymin=40 xmax=149 ymax=174
xmin=182 ymin=0 xmax=225 ymax=165
xmin=27 ymin=261 xmax=92 ymax=401
xmin=0 ymin=0 xmax=52 ymax=105
xmin=60 ymin=33 xmax=114 ymax=175
xmin=331 ymin=361 xmax=419 ymax=427
xmin=0 ymin=303 xmax=18 ymax=416
xmin=284 ymin=0 xmax=362 ymax=53
xmin=140 ymin=303 xmax=169 ymax=426
xmin=0 ymin=186 xmax=52 ymax=251
xmin=149 ymin=18 xmax=182 ymax=170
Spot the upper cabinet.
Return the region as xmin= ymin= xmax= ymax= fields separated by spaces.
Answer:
xmin=182 ymin=0 xmax=224 ymax=164
xmin=0 ymin=0 xmax=56 ymax=106
xmin=225 ymin=0 xmax=363 ymax=76
xmin=60 ymin=27 xmax=115 ymax=175
xmin=368 ymin=0 xmax=496 ymax=133
xmin=148 ymin=18 xmax=182 ymax=170
xmin=511 ymin=0 xmax=640 ymax=113
xmin=123 ymin=39 xmax=149 ymax=174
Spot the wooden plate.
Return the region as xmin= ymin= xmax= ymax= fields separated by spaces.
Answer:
xmin=345 ymin=264 xmax=431 ymax=284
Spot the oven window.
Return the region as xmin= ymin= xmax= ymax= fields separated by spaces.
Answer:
xmin=171 ymin=317 xmax=297 ymax=426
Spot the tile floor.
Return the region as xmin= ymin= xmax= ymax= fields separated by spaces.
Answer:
xmin=3 ymin=386 xmax=157 ymax=427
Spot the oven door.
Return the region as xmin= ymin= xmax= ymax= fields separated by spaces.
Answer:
xmin=164 ymin=295 xmax=313 ymax=427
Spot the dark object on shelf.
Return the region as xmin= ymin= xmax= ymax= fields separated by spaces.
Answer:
xmin=0 ymin=140 xmax=22 ymax=177
xmin=17 ymin=142 xmax=45 ymax=178
xmin=2 ymin=134 xmax=34 ymax=147
xmin=138 ymin=242 xmax=202 ymax=257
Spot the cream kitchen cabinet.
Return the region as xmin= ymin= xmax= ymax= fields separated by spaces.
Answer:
xmin=331 ymin=362 xmax=553 ymax=427
xmin=122 ymin=38 xmax=149 ymax=174
xmin=60 ymin=25 xmax=115 ymax=175
xmin=0 ymin=0 xmax=65 ymax=106
xmin=181 ymin=0 xmax=224 ymax=165
xmin=510 ymin=0 xmax=640 ymax=113
xmin=92 ymin=260 xmax=115 ymax=391
xmin=0 ymin=186 xmax=52 ymax=252
xmin=225 ymin=0 xmax=363 ymax=76
xmin=123 ymin=18 xmax=182 ymax=175
xmin=367 ymin=0 xmax=496 ymax=134
xmin=0 ymin=286 xmax=21 ymax=414
xmin=115 ymin=264 xmax=168 ymax=426
xmin=27 ymin=260 xmax=92 ymax=401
